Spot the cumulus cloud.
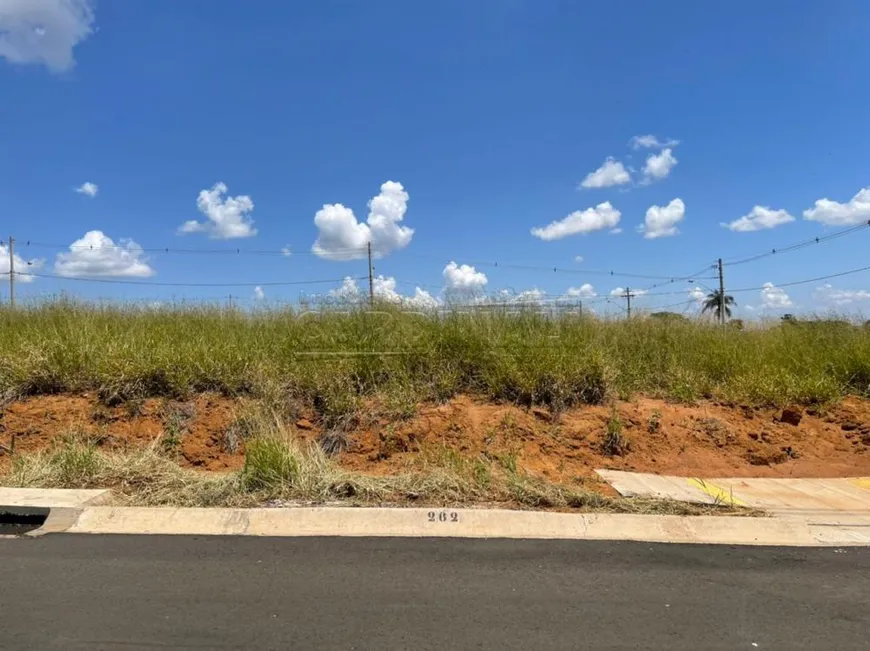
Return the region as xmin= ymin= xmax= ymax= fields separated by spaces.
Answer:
xmin=688 ymin=286 xmax=706 ymax=303
xmin=329 ymin=276 xmax=362 ymax=301
xmin=281 ymin=247 xmax=292 ymax=257
xmin=54 ymin=230 xmax=155 ymax=277
xmin=329 ymin=275 xmax=438 ymax=309
xmin=512 ymin=289 xmax=546 ymax=304
xmin=803 ymin=187 xmax=870 ymax=226
xmin=312 ymin=181 xmax=414 ymax=261
xmin=253 ymin=286 xmax=265 ymax=301
xmin=760 ymin=282 xmax=792 ymax=309
xmin=531 ymin=202 xmax=621 ymax=241
xmin=0 ymin=0 xmax=95 ymax=72
xmin=642 ymin=148 xmax=678 ymax=182
xmin=443 ymin=261 xmax=488 ymax=290
xmin=579 ymin=157 xmax=631 ymax=189
xmin=609 ymin=227 xmax=623 ymax=235
xmin=373 ymin=276 xmax=439 ymax=308
xmin=813 ymin=283 xmax=870 ymax=306
xmin=406 ymin=287 xmax=439 ymax=309
xmin=639 ymin=198 xmax=685 ymax=239
xmin=75 ymin=181 xmax=98 ymax=198
xmin=567 ymin=283 xmax=596 ymax=299
xmin=630 ymin=135 xmax=680 ymax=150
xmin=0 ymin=242 xmax=43 ymax=282
xmin=722 ymin=206 xmax=795 ymax=232
xmin=610 ymin=287 xmax=648 ymax=297
xmin=574 ymin=255 xmax=584 ymax=263
xmin=179 ymin=182 xmax=257 ymax=239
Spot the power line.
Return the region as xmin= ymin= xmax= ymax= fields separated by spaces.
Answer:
xmin=15 ymin=240 xmax=369 ymax=258
xmin=722 ymin=220 xmax=870 ymax=267
xmin=650 ymin=298 xmax=699 ymax=312
xmin=463 ymin=261 xmax=695 ymax=281
xmin=9 ymin=272 xmax=367 ymax=288
xmin=725 ymin=263 xmax=870 ymax=294
xmin=640 ymin=263 xmax=718 ymax=292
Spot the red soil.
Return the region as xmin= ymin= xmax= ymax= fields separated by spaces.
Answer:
xmin=1 ymin=393 xmax=869 ymax=482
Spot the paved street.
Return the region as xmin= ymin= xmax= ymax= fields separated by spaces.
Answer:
xmin=2 ymin=535 xmax=869 ymax=650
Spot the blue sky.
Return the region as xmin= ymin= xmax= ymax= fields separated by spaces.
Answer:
xmin=2 ymin=0 xmax=869 ymax=315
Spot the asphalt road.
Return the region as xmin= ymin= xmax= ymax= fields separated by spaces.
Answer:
xmin=1 ymin=535 xmax=869 ymax=650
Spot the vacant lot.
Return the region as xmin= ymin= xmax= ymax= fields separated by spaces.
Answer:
xmin=0 ymin=302 xmax=868 ymax=509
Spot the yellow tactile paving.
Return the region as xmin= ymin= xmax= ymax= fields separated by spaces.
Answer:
xmin=685 ymin=478 xmax=746 ymax=506
xmin=850 ymin=478 xmax=870 ymax=491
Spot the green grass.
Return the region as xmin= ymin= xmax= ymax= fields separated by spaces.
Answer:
xmin=2 ymin=422 xmax=754 ymax=515
xmin=0 ymin=300 xmax=869 ymax=416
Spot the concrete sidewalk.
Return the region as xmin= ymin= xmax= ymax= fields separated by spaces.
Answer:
xmin=596 ymin=470 xmax=870 ymax=517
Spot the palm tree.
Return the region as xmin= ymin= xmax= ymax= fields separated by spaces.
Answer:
xmin=701 ymin=290 xmax=735 ymax=322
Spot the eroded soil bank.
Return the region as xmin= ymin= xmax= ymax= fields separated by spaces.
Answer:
xmin=1 ymin=393 xmax=868 ymax=484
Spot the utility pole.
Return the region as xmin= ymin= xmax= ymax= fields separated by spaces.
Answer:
xmin=8 ymin=236 xmax=14 ymax=308
xmin=367 ymin=241 xmax=374 ymax=309
xmin=623 ymin=286 xmax=634 ymax=318
xmin=717 ymin=258 xmax=725 ymax=325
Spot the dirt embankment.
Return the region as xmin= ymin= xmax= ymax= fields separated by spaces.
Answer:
xmin=1 ymin=393 xmax=869 ymax=481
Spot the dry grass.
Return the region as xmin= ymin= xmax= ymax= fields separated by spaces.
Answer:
xmin=0 ymin=421 xmax=751 ymax=515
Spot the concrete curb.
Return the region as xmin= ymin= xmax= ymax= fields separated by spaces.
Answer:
xmin=18 ymin=505 xmax=870 ymax=546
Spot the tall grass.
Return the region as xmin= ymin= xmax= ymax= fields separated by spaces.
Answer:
xmin=0 ymin=300 xmax=868 ymax=411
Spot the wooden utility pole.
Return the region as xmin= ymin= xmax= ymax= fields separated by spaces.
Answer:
xmin=717 ymin=258 xmax=725 ymax=325
xmin=367 ymin=241 xmax=374 ymax=308
xmin=624 ymin=286 xmax=635 ymax=318
xmin=8 ymin=236 xmax=14 ymax=308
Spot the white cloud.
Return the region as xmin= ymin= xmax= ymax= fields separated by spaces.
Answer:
xmin=281 ymin=247 xmax=292 ymax=257
xmin=372 ymin=275 xmax=400 ymax=302
xmin=312 ymin=181 xmax=413 ymax=261
xmin=329 ymin=276 xmax=361 ymax=301
xmin=803 ymin=187 xmax=870 ymax=226
xmin=372 ymin=276 xmax=440 ymax=309
xmin=639 ymin=198 xmax=685 ymax=239
xmin=179 ymin=182 xmax=257 ymax=239
xmin=579 ymin=157 xmax=631 ymax=189
xmin=630 ymin=135 xmax=680 ymax=150
xmin=642 ymin=148 xmax=678 ymax=182
xmin=813 ymin=283 xmax=870 ymax=306
xmin=610 ymin=287 xmax=648 ymax=297
xmin=531 ymin=202 xmax=621 ymax=241
xmin=513 ymin=289 xmax=546 ymax=304
xmin=75 ymin=181 xmax=98 ymax=198
xmin=609 ymin=227 xmax=623 ymax=235
xmin=688 ymin=286 xmax=706 ymax=303
xmin=0 ymin=243 xmax=43 ymax=282
xmin=253 ymin=286 xmax=265 ymax=301
xmin=574 ymin=255 xmax=584 ymax=263
xmin=0 ymin=0 xmax=95 ymax=72
xmin=722 ymin=206 xmax=795 ymax=232
xmin=443 ymin=261 xmax=488 ymax=290
xmin=406 ymin=287 xmax=439 ymax=310
xmin=329 ymin=275 xmax=438 ymax=309
xmin=760 ymin=282 xmax=792 ymax=309
xmin=567 ymin=283 xmax=596 ymax=299
xmin=54 ymin=230 xmax=155 ymax=277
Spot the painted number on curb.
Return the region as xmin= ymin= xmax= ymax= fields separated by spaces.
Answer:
xmin=428 ymin=511 xmax=459 ymax=523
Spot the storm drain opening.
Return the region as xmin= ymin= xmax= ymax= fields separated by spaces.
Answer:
xmin=0 ymin=507 xmax=49 ymax=536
